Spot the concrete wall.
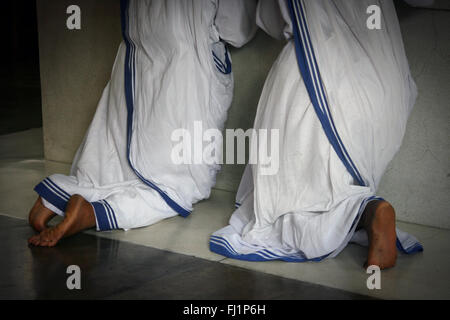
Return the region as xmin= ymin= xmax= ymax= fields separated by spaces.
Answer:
xmin=37 ymin=1 xmax=449 ymax=229
xmin=37 ymin=0 xmax=122 ymax=163
xmin=377 ymin=7 xmax=450 ymax=229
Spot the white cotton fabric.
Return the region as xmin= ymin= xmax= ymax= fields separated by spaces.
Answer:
xmin=37 ymin=0 xmax=257 ymax=231
xmin=211 ymin=0 xmax=421 ymax=260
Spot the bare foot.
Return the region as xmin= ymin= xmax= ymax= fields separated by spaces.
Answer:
xmin=360 ymin=200 xmax=397 ymax=270
xmin=28 ymin=194 xmax=96 ymax=247
xmin=28 ymin=196 xmax=56 ymax=232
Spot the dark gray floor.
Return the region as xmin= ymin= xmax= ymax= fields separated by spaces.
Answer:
xmin=0 ymin=215 xmax=374 ymax=300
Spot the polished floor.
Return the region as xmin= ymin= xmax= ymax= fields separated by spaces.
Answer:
xmin=0 ymin=215 xmax=372 ymax=300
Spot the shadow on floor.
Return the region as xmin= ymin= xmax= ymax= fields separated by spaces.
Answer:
xmin=0 ymin=215 xmax=374 ymax=300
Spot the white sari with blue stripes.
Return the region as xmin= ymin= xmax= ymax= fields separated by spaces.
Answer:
xmin=34 ymin=0 xmax=257 ymax=231
xmin=210 ymin=0 xmax=423 ymax=262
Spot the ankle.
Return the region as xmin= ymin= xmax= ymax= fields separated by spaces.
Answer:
xmin=361 ymin=200 xmax=395 ymax=229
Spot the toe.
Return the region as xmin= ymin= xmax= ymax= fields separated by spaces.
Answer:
xmin=48 ymin=239 xmax=58 ymax=247
xmin=35 ymin=236 xmax=43 ymax=246
xmin=27 ymin=235 xmax=35 ymax=245
xmin=29 ymin=235 xmax=39 ymax=246
xmin=32 ymin=236 xmax=40 ymax=246
xmin=40 ymin=235 xmax=52 ymax=246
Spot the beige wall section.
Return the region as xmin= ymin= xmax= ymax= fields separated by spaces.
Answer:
xmin=37 ymin=0 xmax=122 ymax=163
xmin=37 ymin=2 xmax=449 ymax=229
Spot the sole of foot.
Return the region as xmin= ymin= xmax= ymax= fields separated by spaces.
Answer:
xmin=364 ymin=201 xmax=398 ymax=270
xmin=28 ymin=194 xmax=95 ymax=247
xmin=28 ymin=196 xmax=56 ymax=232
